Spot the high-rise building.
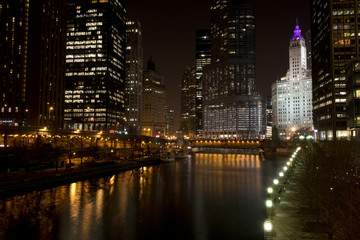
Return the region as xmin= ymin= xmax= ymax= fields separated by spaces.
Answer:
xmin=180 ymin=65 xmax=196 ymax=139
xmin=306 ymin=29 xmax=312 ymax=70
xmin=272 ymin=24 xmax=313 ymax=140
xmin=126 ymin=19 xmax=143 ymax=135
xmin=266 ymin=97 xmax=273 ymax=139
xmin=346 ymin=60 xmax=360 ymax=140
xmin=27 ymin=0 xmax=67 ymax=129
xmin=195 ymin=29 xmax=211 ymax=137
xmin=165 ymin=107 xmax=175 ymax=138
xmin=202 ymin=0 xmax=266 ymax=139
xmin=142 ymin=58 xmax=166 ymax=137
xmin=311 ymin=0 xmax=357 ymax=140
xmin=0 ymin=0 xmax=67 ymax=128
xmin=0 ymin=0 xmax=29 ymax=125
xmin=65 ymin=0 xmax=127 ymax=131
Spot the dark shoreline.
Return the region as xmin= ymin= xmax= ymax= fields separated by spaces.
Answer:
xmin=0 ymin=158 xmax=160 ymax=199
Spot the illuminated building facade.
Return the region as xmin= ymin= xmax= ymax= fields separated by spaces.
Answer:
xmin=311 ymin=0 xmax=358 ymax=140
xmin=0 ymin=0 xmax=66 ymax=128
xmin=65 ymin=0 xmax=126 ymax=131
xmin=126 ymin=19 xmax=143 ymax=135
xmin=203 ymin=95 xmax=266 ymax=139
xmin=203 ymin=0 xmax=266 ymax=139
xmin=266 ymin=97 xmax=273 ymax=139
xmin=142 ymin=58 xmax=166 ymax=137
xmin=346 ymin=60 xmax=360 ymax=140
xmin=272 ymin=24 xmax=313 ymax=140
xmin=165 ymin=107 xmax=175 ymax=138
xmin=195 ymin=29 xmax=211 ymax=137
xmin=180 ymin=65 xmax=196 ymax=139
xmin=0 ymin=0 xmax=29 ymax=125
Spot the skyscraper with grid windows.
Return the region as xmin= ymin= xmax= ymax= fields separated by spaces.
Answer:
xmin=125 ymin=19 xmax=143 ymax=135
xmin=0 ymin=0 xmax=67 ymax=128
xmin=311 ymin=0 xmax=360 ymax=140
xmin=65 ymin=0 xmax=126 ymax=131
xmin=202 ymin=0 xmax=266 ymax=139
xmin=195 ymin=29 xmax=211 ymax=137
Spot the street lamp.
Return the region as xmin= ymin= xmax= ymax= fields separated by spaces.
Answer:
xmin=264 ymin=219 xmax=273 ymax=232
xmin=266 ymin=199 xmax=273 ymax=208
xmin=49 ymin=107 xmax=53 ymax=127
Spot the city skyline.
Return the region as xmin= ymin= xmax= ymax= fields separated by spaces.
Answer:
xmin=126 ymin=0 xmax=310 ymax=115
xmin=1 ymin=1 xmax=360 ymax=239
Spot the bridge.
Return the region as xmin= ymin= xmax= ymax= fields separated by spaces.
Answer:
xmin=189 ymin=139 xmax=262 ymax=149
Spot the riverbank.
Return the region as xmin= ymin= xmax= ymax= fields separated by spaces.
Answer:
xmin=0 ymin=158 xmax=160 ymax=199
xmin=267 ymin=140 xmax=360 ymax=239
xmin=271 ymin=165 xmax=328 ymax=239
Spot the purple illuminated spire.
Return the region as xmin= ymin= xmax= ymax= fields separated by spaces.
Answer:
xmin=291 ymin=19 xmax=303 ymax=41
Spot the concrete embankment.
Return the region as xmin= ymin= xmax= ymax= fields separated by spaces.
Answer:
xmin=0 ymin=159 xmax=160 ymax=198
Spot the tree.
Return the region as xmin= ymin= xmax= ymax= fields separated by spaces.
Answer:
xmin=293 ymin=140 xmax=360 ymax=239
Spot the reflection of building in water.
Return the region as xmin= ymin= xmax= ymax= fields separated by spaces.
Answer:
xmin=196 ymin=153 xmax=260 ymax=169
xmin=0 ymin=152 xmax=265 ymax=239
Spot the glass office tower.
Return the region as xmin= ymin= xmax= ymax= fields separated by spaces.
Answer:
xmin=203 ymin=0 xmax=266 ymax=139
xmin=65 ymin=0 xmax=127 ymax=131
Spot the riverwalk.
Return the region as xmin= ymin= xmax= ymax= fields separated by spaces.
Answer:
xmin=0 ymin=158 xmax=160 ymax=198
xmin=266 ymin=149 xmax=328 ymax=240
xmin=272 ymin=178 xmax=328 ymax=239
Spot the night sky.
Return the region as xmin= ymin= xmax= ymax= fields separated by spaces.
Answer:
xmin=127 ymin=0 xmax=310 ymax=126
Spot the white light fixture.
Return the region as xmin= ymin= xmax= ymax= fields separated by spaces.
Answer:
xmin=264 ymin=220 xmax=273 ymax=232
xmin=266 ymin=199 xmax=273 ymax=208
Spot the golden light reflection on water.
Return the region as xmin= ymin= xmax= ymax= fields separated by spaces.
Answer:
xmin=196 ymin=153 xmax=261 ymax=169
xmin=0 ymin=150 xmax=276 ymax=240
xmin=81 ymin=199 xmax=93 ymax=240
xmin=96 ymin=189 xmax=104 ymax=221
xmin=110 ymin=175 xmax=115 ymax=185
xmin=70 ymin=182 xmax=81 ymax=220
xmin=70 ymin=182 xmax=77 ymax=202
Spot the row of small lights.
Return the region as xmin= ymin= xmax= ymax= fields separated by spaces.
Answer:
xmin=194 ymin=140 xmax=260 ymax=144
xmin=263 ymin=146 xmax=302 ymax=235
xmin=2 ymin=133 xmax=161 ymax=143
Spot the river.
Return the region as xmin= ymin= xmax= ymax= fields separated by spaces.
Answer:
xmin=0 ymin=149 xmax=286 ymax=240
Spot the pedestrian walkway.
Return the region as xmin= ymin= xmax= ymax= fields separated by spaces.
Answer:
xmin=271 ymin=166 xmax=328 ymax=240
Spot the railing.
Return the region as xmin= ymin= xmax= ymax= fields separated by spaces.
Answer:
xmin=189 ymin=139 xmax=262 ymax=149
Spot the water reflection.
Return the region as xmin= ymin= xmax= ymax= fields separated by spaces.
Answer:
xmin=0 ymin=151 xmax=284 ymax=240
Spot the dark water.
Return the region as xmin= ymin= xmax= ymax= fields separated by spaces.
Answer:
xmin=0 ymin=150 xmax=285 ymax=240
